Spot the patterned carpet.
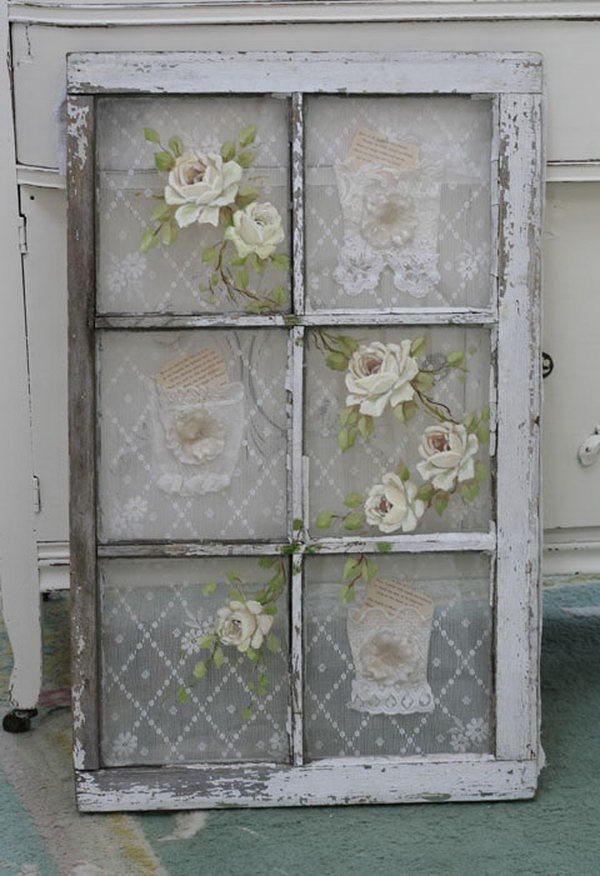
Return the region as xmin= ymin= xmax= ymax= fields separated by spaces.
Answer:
xmin=1 ymin=579 xmax=600 ymax=875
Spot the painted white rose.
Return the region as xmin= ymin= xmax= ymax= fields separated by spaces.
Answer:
xmin=169 ymin=411 xmax=225 ymax=465
xmin=164 ymin=152 xmax=242 ymax=228
xmin=216 ymin=600 xmax=274 ymax=653
xmin=364 ymin=473 xmax=425 ymax=534
xmin=345 ymin=340 xmax=419 ymax=418
xmin=225 ymin=201 xmax=285 ymax=260
xmin=360 ymin=631 xmax=418 ymax=684
xmin=416 ymin=422 xmax=479 ymax=491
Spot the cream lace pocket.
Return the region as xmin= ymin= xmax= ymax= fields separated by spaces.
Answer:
xmin=334 ymin=160 xmax=442 ymax=299
xmin=153 ymin=371 xmax=245 ymax=497
xmin=347 ymin=587 xmax=434 ymax=716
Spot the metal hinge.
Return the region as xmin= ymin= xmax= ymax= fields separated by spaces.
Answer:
xmin=32 ymin=475 xmax=41 ymax=513
xmin=18 ymin=215 xmax=28 ymax=254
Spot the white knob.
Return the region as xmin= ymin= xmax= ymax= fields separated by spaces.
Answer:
xmin=578 ymin=426 xmax=600 ymax=467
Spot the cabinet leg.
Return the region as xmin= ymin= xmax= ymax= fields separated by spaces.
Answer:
xmin=2 ymin=708 xmax=38 ymax=733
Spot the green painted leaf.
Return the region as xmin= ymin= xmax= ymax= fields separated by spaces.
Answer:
xmin=239 ymin=125 xmax=258 ymax=147
xmin=343 ymin=492 xmax=363 ymax=509
xmin=376 ymin=542 xmax=392 ymax=553
xmin=229 ymin=588 xmax=245 ymax=601
xmin=447 ymin=351 xmax=465 ymax=368
xmin=413 ymin=371 xmax=435 ymax=392
xmin=226 ymin=570 xmax=242 ymax=584
xmin=343 ymin=556 xmax=361 ymax=579
xmin=161 ymin=222 xmax=176 ymax=245
xmin=143 ymin=127 xmax=160 ymax=144
xmin=475 ymin=461 xmax=487 ymax=483
xmin=326 ymin=352 xmax=348 ymax=371
xmin=270 ymin=286 xmax=287 ymax=306
xmin=202 ymin=580 xmax=218 ymax=595
xmin=398 ymin=463 xmax=411 ymax=483
xmin=150 ymin=203 xmax=172 ymax=222
xmin=292 ymin=518 xmax=304 ymax=531
xmin=258 ymin=557 xmax=277 ymax=569
xmin=267 ymin=633 xmax=281 ymax=654
xmin=462 ymin=482 xmax=480 ymax=502
xmin=339 ymin=585 xmax=356 ymax=604
xmin=242 ymin=708 xmax=254 ymax=721
xmin=168 ymin=135 xmax=184 ymax=157
xmin=202 ymin=246 xmax=216 ymax=266
xmin=404 ymin=400 xmax=418 ymax=423
xmin=263 ymin=604 xmax=278 ymax=615
xmin=213 ymin=647 xmax=225 ymax=669
xmin=315 ymin=511 xmax=333 ymax=529
xmin=338 ymin=428 xmax=356 ymax=452
xmin=358 ymin=415 xmax=374 ymax=440
xmin=477 ymin=425 xmax=490 ymax=444
xmin=363 ymin=558 xmax=378 ymax=584
xmin=434 ymin=495 xmax=449 ymax=516
xmin=393 ymin=403 xmax=405 ymax=423
xmin=220 ymin=139 xmax=236 ymax=161
xmin=481 ymin=406 xmax=490 ymax=422
xmin=193 ymin=661 xmax=206 ymax=679
xmin=219 ymin=206 xmax=234 ymax=227
xmin=154 ymin=151 xmax=174 ymax=172
xmin=416 ymin=483 xmax=435 ymax=502
xmin=340 ymin=405 xmax=360 ymax=427
xmin=237 ymin=151 xmax=254 ymax=167
xmin=199 ymin=634 xmax=215 ymax=649
xmin=246 ymin=648 xmax=259 ymax=662
xmin=410 ymin=336 xmax=427 ymax=357
xmin=270 ymin=253 xmax=289 ymax=272
xmin=343 ymin=512 xmax=364 ymax=531
xmin=177 ymin=687 xmax=189 ymax=704
xmin=140 ymin=229 xmax=158 ymax=253
xmin=464 ymin=412 xmax=478 ymax=433
xmin=235 ymin=269 xmax=249 ymax=290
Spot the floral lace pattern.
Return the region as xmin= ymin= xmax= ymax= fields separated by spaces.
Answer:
xmin=334 ymin=161 xmax=442 ymax=299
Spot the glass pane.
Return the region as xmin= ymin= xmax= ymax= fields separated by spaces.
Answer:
xmin=305 ymin=95 xmax=493 ymax=310
xmin=97 ymin=329 xmax=288 ymax=541
xmin=96 ymin=96 xmax=291 ymax=315
xmin=304 ymin=553 xmax=492 ymax=760
xmin=99 ymin=558 xmax=290 ymax=766
xmin=305 ymin=326 xmax=492 ymax=537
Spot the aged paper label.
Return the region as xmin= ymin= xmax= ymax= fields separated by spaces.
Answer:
xmin=347 ymin=127 xmax=420 ymax=170
xmin=365 ymin=577 xmax=433 ymax=618
xmin=155 ymin=350 xmax=228 ymax=388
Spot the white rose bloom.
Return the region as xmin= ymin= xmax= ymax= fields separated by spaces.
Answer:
xmin=216 ymin=600 xmax=274 ymax=653
xmin=164 ymin=152 xmax=242 ymax=228
xmin=416 ymin=422 xmax=479 ymax=491
xmin=225 ymin=202 xmax=285 ymax=260
xmin=364 ymin=473 xmax=425 ymax=534
xmin=345 ymin=340 xmax=419 ymax=418
xmin=169 ymin=411 xmax=225 ymax=465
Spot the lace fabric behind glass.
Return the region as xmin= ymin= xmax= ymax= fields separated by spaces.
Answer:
xmin=153 ymin=381 xmax=245 ymax=496
xmin=334 ymin=161 xmax=442 ymax=298
xmin=346 ymin=586 xmax=434 ymax=716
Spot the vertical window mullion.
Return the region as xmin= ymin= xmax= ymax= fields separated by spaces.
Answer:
xmin=289 ymin=92 xmax=306 ymax=765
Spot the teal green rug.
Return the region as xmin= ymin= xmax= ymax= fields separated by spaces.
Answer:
xmin=1 ymin=578 xmax=600 ymax=875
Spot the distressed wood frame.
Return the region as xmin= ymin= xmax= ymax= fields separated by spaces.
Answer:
xmin=67 ymin=51 xmax=543 ymax=810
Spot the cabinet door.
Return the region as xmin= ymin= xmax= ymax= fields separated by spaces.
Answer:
xmin=67 ymin=51 xmax=543 ymax=810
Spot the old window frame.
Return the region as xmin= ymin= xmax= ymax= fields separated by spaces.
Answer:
xmin=67 ymin=51 xmax=543 ymax=810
